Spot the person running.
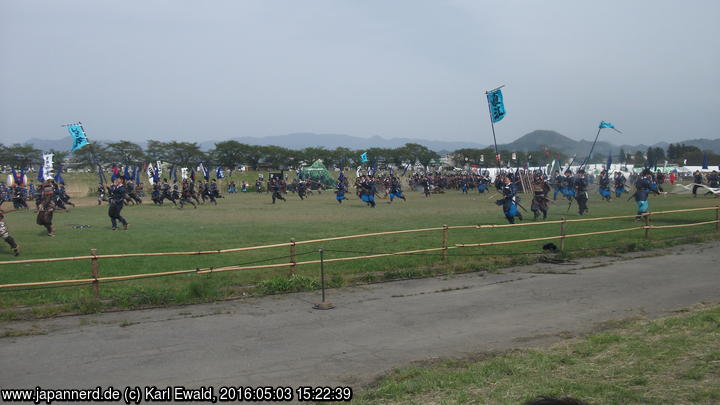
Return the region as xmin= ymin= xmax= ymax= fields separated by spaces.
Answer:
xmin=108 ymin=177 xmax=129 ymax=230
xmin=0 ymin=210 xmax=20 ymax=256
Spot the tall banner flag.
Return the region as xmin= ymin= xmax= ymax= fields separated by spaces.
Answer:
xmin=135 ymin=166 xmax=141 ymax=185
xmin=216 ymin=167 xmax=224 ymax=179
xmin=37 ymin=165 xmax=44 ymax=182
xmin=54 ymin=166 xmax=65 ymax=184
xmin=480 ymin=154 xmax=484 ymax=163
xmin=156 ymin=161 xmax=163 ymax=177
xmin=599 ymin=121 xmax=622 ymax=133
xmin=360 ymin=152 xmax=369 ymax=163
xmin=181 ymin=168 xmax=188 ymax=180
xmin=146 ymin=163 xmax=155 ymax=184
xmin=580 ymin=121 xmax=622 ymax=168
xmin=606 ymin=152 xmax=612 ymax=170
xmin=702 ymin=153 xmax=709 ymax=169
xmin=42 ymin=153 xmax=54 ymax=181
xmin=485 ymin=85 xmax=506 ymax=169
xmin=486 ymin=89 xmax=506 ymax=123
xmin=67 ymin=124 xmax=89 ymax=152
xmin=511 ymin=152 xmax=517 ymax=160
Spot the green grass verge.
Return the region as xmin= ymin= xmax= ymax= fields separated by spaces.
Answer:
xmin=347 ymin=304 xmax=720 ymax=405
xmin=1 ymin=173 xmax=719 ymax=319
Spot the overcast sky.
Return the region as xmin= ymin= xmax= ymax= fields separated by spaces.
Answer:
xmin=1 ymin=0 xmax=719 ymax=146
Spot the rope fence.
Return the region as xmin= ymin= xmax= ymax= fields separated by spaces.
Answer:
xmin=0 ymin=206 xmax=718 ymax=296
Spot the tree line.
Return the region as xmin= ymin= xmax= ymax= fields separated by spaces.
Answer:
xmin=1 ymin=140 xmax=717 ymax=171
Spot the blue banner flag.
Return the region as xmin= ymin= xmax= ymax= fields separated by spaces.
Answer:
xmin=54 ymin=166 xmax=64 ymax=184
xmin=216 ymin=166 xmax=224 ymax=179
xmin=37 ymin=165 xmax=44 ymax=182
xmin=702 ymin=153 xmax=709 ymax=169
xmin=67 ymin=124 xmax=89 ymax=152
xmin=486 ymin=89 xmax=506 ymax=123
xmin=135 ymin=166 xmax=141 ymax=185
xmin=599 ymin=121 xmax=622 ymax=133
xmin=360 ymin=152 xmax=369 ymax=163
xmin=606 ymin=152 xmax=612 ymax=170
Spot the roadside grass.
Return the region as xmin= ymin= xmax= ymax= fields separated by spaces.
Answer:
xmin=1 ymin=172 xmax=718 ymax=318
xmin=346 ymin=304 xmax=720 ymax=405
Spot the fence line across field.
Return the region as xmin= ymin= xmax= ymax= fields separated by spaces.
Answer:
xmin=0 ymin=206 xmax=718 ymax=295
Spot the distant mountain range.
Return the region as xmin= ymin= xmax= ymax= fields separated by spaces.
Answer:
xmin=17 ymin=131 xmax=720 ymax=155
xmin=499 ymin=130 xmax=720 ymax=156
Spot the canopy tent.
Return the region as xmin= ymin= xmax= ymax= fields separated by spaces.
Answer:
xmin=299 ymin=160 xmax=336 ymax=187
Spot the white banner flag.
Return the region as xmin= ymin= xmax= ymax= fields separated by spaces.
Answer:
xmin=42 ymin=153 xmax=54 ymax=181
xmin=181 ymin=168 xmax=188 ymax=180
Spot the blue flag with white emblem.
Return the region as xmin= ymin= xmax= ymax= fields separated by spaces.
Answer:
xmin=486 ymin=89 xmax=506 ymax=123
xmin=360 ymin=152 xmax=369 ymax=163
xmin=67 ymin=124 xmax=89 ymax=152
xmin=216 ymin=166 xmax=224 ymax=179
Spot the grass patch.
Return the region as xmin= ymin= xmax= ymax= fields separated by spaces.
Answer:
xmin=349 ymin=305 xmax=720 ymax=405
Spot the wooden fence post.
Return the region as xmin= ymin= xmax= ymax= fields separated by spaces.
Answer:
xmin=644 ymin=213 xmax=651 ymax=240
xmin=90 ymin=248 xmax=99 ymax=298
xmin=559 ymin=217 xmax=566 ymax=252
xmin=716 ymin=205 xmax=719 ymax=233
xmin=289 ymin=238 xmax=296 ymax=275
xmin=442 ymin=225 xmax=448 ymax=261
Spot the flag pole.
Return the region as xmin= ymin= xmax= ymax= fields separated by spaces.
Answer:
xmin=485 ymin=85 xmax=505 ymax=172
xmin=580 ymin=127 xmax=603 ymax=169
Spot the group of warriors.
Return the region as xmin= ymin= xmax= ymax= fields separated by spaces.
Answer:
xmin=1 ymin=165 xmax=718 ymax=256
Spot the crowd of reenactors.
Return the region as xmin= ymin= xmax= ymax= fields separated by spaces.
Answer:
xmin=1 ymin=164 xmax=719 ymax=256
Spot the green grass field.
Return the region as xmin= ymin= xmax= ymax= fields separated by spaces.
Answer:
xmin=1 ymin=174 xmax=718 ymax=318
xmin=348 ymin=304 xmax=720 ymax=405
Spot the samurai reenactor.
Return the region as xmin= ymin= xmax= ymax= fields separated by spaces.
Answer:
xmin=202 ymin=180 xmax=217 ymax=205
xmin=692 ymin=170 xmax=703 ymax=197
xmin=388 ymin=176 xmax=406 ymax=202
xmin=598 ymin=169 xmax=612 ymax=202
xmin=708 ymin=170 xmax=719 ymax=189
xmin=125 ymin=180 xmax=142 ymax=205
xmin=188 ymin=179 xmax=201 ymax=204
xmin=422 ymin=176 xmax=431 ymax=197
xmin=614 ymin=171 xmax=628 ymax=198
xmin=255 ymin=178 xmax=263 ymax=193
xmin=477 ymin=175 xmax=489 ymax=193
xmin=530 ymin=174 xmax=550 ymax=220
xmin=297 ymin=180 xmax=308 ymax=200
xmin=36 ymin=179 xmax=57 ymax=237
xmin=335 ymin=180 xmax=347 ymax=204
xmin=179 ymin=179 xmax=197 ymax=209
xmin=209 ymin=179 xmax=221 ymax=199
xmin=12 ymin=185 xmax=29 ymax=210
xmin=560 ymin=170 xmax=575 ymax=200
xmin=108 ymin=177 xmax=129 ymax=230
xmin=655 ymin=170 xmax=666 ymax=193
xmin=270 ymin=177 xmax=286 ymax=204
xmin=0 ymin=210 xmax=20 ymax=256
xmin=56 ymin=182 xmax=75 ymax=208
xmin=633 ymin=169 xmax=660 ymax=220
xmin=574 ymin=169 xmax=589 ymax=216
xmin=160 ymin=178 xmax=177 ymax=206
xmin=359 ymin=176 xmax=376 ymax=207
xmin=171 ymin=183 xmax=180 ymax=201
xmin=497 ymin=175 xmax=522 ymax=224
xmin=151 ymin=182 xmax=162 ymax=205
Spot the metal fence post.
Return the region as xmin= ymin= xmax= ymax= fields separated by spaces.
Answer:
xmin=442 ymin=224 xmax=449 ymax=261
xmin=560 ymin=217 xmax=567 ymax=252
xmin=313 ymin=248 xmax=334 ymax=310
xmin=90 ymin=248 xmax=99 ymax=298
xmin=289 ymin=238 xmax=296 ymax=275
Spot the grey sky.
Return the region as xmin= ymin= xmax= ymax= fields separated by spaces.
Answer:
xmin=1 ymin=0 xmax=719 ymax=146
